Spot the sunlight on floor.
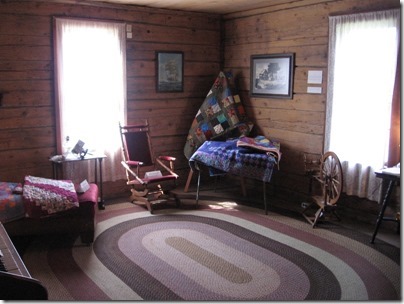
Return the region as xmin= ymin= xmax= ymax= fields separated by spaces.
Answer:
xmin=208 ymin=201 xmax=239 ymax=210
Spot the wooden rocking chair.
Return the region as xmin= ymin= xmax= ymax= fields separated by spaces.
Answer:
xmin=302 ymin=151 xmax=343 ymax=227
xmin=119 ymin=121 xmax=179 ymax=213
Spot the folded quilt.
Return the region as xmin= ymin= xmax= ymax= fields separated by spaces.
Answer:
xmin=23 ymin=175 xmax=79 ymax=218
xmin=236 ymin=135 xmax=281 ymax=161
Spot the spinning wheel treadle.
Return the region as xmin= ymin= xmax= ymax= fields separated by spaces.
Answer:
xmin=302 ymin=151 xmax=343 ymax=227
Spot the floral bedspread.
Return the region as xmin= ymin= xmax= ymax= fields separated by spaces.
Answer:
xmin=0 ymin=182 xmax=25 ymax=223
xmin=23 ymin=175 xmax=79 ymax=218
xmin=189 ymin=139 xmax=277 ymax=183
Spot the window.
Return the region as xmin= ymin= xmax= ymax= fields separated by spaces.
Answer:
xmin=54 ymin=18 xmax=127 ymax=181
xmin=325 ymin=9 xmax=400 ymax=201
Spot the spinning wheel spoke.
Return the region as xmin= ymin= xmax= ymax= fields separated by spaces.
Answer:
xmin=331 ymin=182 xmax=339 ymax=194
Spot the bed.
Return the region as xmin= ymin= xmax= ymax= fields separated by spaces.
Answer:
xmin=189 ymin=136 xmax=280 ymax=214
xmin=0 ymin=176 xmax=98 ymax=244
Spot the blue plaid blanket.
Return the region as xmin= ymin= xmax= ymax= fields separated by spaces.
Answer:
xmin=189 ymin=139 xmax=277 ymax=183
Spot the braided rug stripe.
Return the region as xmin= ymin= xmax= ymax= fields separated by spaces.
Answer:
xmin=22 ymin=202 xmax=400 ymax=301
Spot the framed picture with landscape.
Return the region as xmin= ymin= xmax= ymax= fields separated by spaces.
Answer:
xmin=156 ymin=51 xmax=184 ymax=92
xmin=250 ymin=53 xmax=294 ymax=99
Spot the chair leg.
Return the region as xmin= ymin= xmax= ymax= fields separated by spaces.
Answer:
xmin=196 ymin=170 xmax=201 ymax=206
xmin=146 ymin=201 xmax=153 ymax=214
xmin=130 ymin=188 xmax=149 ymax=200
xmin=129 ymin=188 xmax=154 ymax=213
xmin=184 ymin=169 xmax=193 ymax=192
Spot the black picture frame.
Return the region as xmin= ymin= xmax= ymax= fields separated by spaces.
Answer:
xmin=250 ymin=53 xmax=294 ymax=99
xmin=156 ymin=51 xmax=184 ymax=92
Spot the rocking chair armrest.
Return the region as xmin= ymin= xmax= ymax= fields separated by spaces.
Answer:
xmin=157 ymin=155 xmax=177 ymax=173
xmin=126 ymin=160 xmax=144 ymax=167
xmin=158 ymin=155 xmax=176 ymax=162
xmin=121 ymin=161 xmax=146 ymax=185
xmin=155 ymin=158 xmax=179 ymax=178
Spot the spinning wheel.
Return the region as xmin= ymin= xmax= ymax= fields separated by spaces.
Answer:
xmin=302 ymin=151 xmax=343 ymax=227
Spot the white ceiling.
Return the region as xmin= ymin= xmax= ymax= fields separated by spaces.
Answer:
xmin=79 ymin=0 xmax=287 ymax=15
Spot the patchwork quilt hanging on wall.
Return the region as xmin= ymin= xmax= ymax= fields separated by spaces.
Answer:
xmin=184 ymin=71 xmax=253 ymax=159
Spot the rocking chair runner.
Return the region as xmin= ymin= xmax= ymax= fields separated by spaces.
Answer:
xmin=119 ymin=121 xmax=179 ymax=213
xmin=302 ymin=151 xmax=343 ymax=227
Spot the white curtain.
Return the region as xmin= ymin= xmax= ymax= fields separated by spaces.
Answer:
xmin=325 ymin=9 xmax=400 ymax=201
xmin=55 ymin=18 xmax=127 ymax=182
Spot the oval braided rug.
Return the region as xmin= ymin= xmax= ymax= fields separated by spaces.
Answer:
xmin=22 ymin=202 xmax=400 ymax=301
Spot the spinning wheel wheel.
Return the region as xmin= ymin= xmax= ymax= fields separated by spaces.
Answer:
xmin=318 ymin=151 xmax=343 ymax=205
xmin=302 ymin=151 xmax=343 ymax=227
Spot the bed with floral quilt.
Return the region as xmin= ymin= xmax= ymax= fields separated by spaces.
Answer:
xmin=0 ymin=176 xmax=98 ymax=244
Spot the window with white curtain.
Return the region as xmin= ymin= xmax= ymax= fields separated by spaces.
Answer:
xmin=325 ymin=9 xmax=400 ymax=201
xmin=54 ymin=18 xmax=127 ymax=182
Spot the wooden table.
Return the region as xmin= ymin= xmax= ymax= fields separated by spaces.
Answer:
xmin=371 ymin=169 xmax=400 ymax=244
xmin=189 ymin=140 xmax=278 ymax=215
xmin=50 ymin=153 xmax=106 ymax=210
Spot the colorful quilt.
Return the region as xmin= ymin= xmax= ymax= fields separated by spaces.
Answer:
xmin=23 ymin=175 xmax=79 ymax=218
xmin=0 ymin=182 xmax=25 ymax=223
xmin=237 ymin=135 xmax=282 ymax=161
xmin=189 ymin=139 xmax=277 ymax=183
xmin=184 ymin=71 xmax=253 ymax=159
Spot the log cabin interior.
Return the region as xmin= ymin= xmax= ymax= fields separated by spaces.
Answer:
xmin=0 ymin=0 xmax=401 ymax=300
xmin=0 ymin=0 xmax=401 ymax=235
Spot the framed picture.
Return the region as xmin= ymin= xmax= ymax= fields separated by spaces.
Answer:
xmin=250 ymin=53 xmax=295 ymax=99
xmin=156 ymin=51 xmax=184 ymax=92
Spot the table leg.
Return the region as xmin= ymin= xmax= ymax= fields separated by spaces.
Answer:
xmin=94 ymin=159 xmax=98 ymax=185
xmin=97 ymin=158 xmax=105 ymax=210
xmin=263 ymin=181 xmax=268 ymax=215
xmin=195 ymin=170 xmax=201 ymax=206
xmin=370 ymin=180 xmax=395 ymax=243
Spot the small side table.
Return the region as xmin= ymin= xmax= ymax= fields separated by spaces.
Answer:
xmin=371 ymin=169 xmax=400 ymax=244
xmin=50 ymin=153 xmax=107 ymax=210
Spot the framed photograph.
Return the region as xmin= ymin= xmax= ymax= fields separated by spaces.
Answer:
xmin=250 ymin=53 xmax=294 ymax=99
xmin=156 ymin=51 xmax=184 ymax=92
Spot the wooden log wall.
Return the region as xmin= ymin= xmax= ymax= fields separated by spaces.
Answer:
xmin=0 ymin=0 xmax=221 ymax=196
xmin=222 ymin=0 xmax=400 ymax=214
xmin=0 ymin=0 xmax=400 ymax=219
